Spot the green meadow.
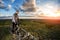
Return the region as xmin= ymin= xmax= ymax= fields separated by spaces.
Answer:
xmin=0 ymin=19 xmax=60 ymax=40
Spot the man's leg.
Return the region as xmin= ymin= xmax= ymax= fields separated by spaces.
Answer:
xmin=12 ymin=22 xmax=15 ymax=34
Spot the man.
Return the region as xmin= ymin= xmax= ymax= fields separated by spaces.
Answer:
xmin=11 ymin=10 xmax=20 ymax=40
xmin=12 ymin=10 xmax=19 ymax=34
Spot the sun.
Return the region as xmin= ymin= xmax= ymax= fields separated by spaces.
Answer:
xmin=55 ymin=10 xmax=60 ymax=16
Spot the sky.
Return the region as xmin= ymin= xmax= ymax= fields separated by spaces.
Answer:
xmin=0 ymin=0 xmax=60 ymax=17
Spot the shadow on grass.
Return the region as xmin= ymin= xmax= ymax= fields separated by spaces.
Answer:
xmin=0 ymin=26 xmax=11 ymax=40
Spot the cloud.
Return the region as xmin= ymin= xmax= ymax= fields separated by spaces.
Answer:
xmin=21 ymin=0 xmax=37 ymax=12
xmin=35 ymin=3 xmax=58 ymax=17
xmin=0 ymin=12 xmax=5 ymax=16
xmin=8 ymin=4 xmax=11 ymax=9
xmin=0 ymin=13 xmax=2 ymax=16
xmin=0 ymin=1 xmax=5 ymax=9
xmin=0 ymin=0 xmax=13 ymax=10
xmin=5 ymin=4 xmax=12 ymax=11
xmin=11 ymin=0 xmax=15 ymax=3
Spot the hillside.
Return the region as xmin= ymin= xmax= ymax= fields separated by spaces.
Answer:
xmin=0 ymin=19 xmax=60 ymax=40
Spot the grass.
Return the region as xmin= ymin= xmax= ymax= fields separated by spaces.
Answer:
xmin=0 ymin=26 xmax=11 ymax=40
xmin=20 ymin=19 xmax=60 ymax=40
xmin=0 ymin=19 xmax=60 ymax=40
xmin=0 ymin=19 xmax=12 ymax=40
